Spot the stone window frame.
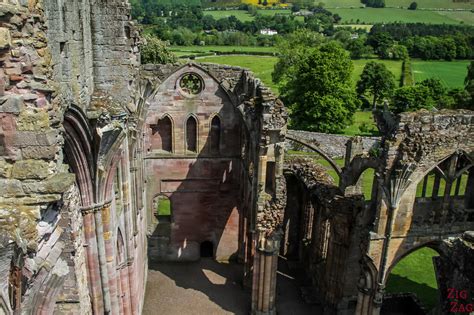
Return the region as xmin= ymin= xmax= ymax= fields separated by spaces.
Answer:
xmin=209 ymin=113 xmax=222 ymax=155
xmin=177 ymin=72 xmax=205 ymax=98
xmin=157 ymin=114 xmax=175 ymax=154
xmin=184 ymin=114 xmax=199 ymax=154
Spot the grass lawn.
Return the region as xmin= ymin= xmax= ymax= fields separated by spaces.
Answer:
xmin=157 ymin=197 xmax=171 ymax=216
xmin=412 ymin=60 xmax=471 ymax=89
xmin=171 ymin=45 xmax=277 ymax=56
xmin=342 ymin=111 xmax=378 ymax=136
xmin=330 ymin=8 xmax=467 ymax=24
xmin=204 ymin=10 xmax=256 ymax=22
xmin=197 ymin=55 xmax=279 ymax=92
xmin=386 ymin=247 xmax=439 ymax=310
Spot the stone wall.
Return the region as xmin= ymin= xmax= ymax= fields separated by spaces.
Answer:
xmin=286 ymin=129 xmax=380 ymax=158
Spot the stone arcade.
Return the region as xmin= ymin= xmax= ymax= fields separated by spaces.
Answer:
xmin=0 ymin=1 xmax=473 ymax=314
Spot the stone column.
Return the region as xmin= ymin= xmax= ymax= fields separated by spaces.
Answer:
xmin=101 ymin=202 xmax=120 ymax=315
xmin=251 ymin=231 xmax=282 ymax=315
xmin=81 ymin=207 xmax=105 ymax=313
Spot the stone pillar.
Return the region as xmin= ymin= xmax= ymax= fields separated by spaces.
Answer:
xmin=101 ymin=202 xmax=120 ymax=315
xmin=81 ymin=208 xmax=105 ymax=313
xmin=251 ymin=231 xmax=282 ymax=315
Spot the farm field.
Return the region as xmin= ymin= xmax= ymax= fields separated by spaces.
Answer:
xmin=384 ymin=0 xmax=474 ymax=9
xmin=170 ymin=45 xmax=276 ymax=57
xmin=412 ymin=60 xmax=470 ymax=88
xmin=330 ymin=8 xmax=470 ymax=24
xmin=204 ymin=9 xmax=305 ymax=21
xmin=386 ymin=247 xmax=439 ymax=310
xmin=197 ymin=55 xmax=279 ymax=91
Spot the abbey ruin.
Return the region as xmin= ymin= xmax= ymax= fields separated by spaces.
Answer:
xmin=0 ymin=1 xmax=473 ymax=314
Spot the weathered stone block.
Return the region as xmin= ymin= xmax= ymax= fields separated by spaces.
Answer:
xmin=22 ymin=173 xmax=75 ymax=194
xmin=11 ymin=159 xmax=50 ymax=179
xmin=13 ymin=130 xmax=59 ymax=147
xmin=21 ymin=145 xmax=56 ymax=159
xmin=0 ymin=27 xmax=11 ymax=50
xmin=0 ymin=159 xmax=12 ymax=177
xmin=17 ymin=108 xmax=49 ymax=131
xmin=0 ymin=178 xmax=24 ymax=196
xmin=0 ymin=95 xmax=24 ymax=114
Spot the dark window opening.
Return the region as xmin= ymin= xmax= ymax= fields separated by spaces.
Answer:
xmin=265 ymin=162 xmax=276 ymax=195
xmin=186 ymin=117 xmax=197 ymax=152
xmin=200 ymin=241 xmax=213 ymax=258
xmin=158 ymin=116 xmax=173 ymax=152
xmin=210 ymin=116 xmax=221 ymax=154
xmin=8 ymin=264 xmax=22 ymax=311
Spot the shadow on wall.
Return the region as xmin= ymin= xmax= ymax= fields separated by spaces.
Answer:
xmin=147 ymin=68 xmax=243 ymax=263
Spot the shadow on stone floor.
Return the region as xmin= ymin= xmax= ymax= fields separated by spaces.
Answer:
xmin=144 ymin=258 xmax=249 ymax=315
xmin=143 ymin=257 xmax=321 ymax=315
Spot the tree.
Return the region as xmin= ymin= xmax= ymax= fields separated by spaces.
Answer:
xmin=367 ymin=32 xmax=394 ymax=58
xmin=141 ymin=35 xmax=177 ymax=65
xmin=272 ymin=29 xmax=325 ymax=84
xmin=465 ymin=61 xmax=474 ymax=97
xmin=391 ymin=85 xmax=435 ymax=113
xmin=279 ymin=42 xmax=360 ymax=133
xmin=346 ymin=38 xmax=372 ymax=59
xmin=356 ymin=62 xmax=396 ymax=109
xmin=408 ymin=2 xmax=417 ymax=10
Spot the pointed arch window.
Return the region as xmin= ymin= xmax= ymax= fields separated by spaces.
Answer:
xmin=116 ymin=229 xmax=126 ymax=266
xmin=210 ymin=116 xmax=221 ymax=154
xmin=158 ymin=116 xmax=173 ymax=152
xmin=186 ymin=116 xmax=197 ymax=153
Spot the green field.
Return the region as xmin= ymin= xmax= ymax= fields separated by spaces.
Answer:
xmin=171 ymin=45 xmax=276 ymax=57
xmin=330 ymin=8 xmax=470 ymax=24
xmin=412 ymin=60 xmax=471 ymax=88
xmin=386 ymin=247 xmax=439 ymax=310
xmin=206 ymin=0 xmax=473 ymax=9
xmin=342 ymin=111 xmax=378 ymax=136
xmin=197 ymin=55 xmax=280 ymax=91
xmin=204 ymin=9 xmax=256 ymax=22
xmin=204 ymin=9 xmax=305 ymax=21
xmin=195 ymin=55 xmax=403 ymax=92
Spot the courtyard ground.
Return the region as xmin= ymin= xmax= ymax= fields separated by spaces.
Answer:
xmin=143 ymin=258 xmax=320 ymax=315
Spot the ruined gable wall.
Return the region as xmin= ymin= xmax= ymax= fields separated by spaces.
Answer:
xmin=144 ymin=64 xmax=243 ymax=261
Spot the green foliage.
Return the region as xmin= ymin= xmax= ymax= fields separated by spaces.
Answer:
xmin=279 ymin=42 xmax=360 ymax=133
xmin=367 ymin=32 xmax=394 ymax=59
xmin=391 ymin=85 xmax=435 ymax=113
xmin=386 ymin=44 xmax=408 ymax=60
xmin=361 ymin=0 xmax=385 ymax=8
xmin=408 ymin=1 xmax=418 ymax=10
xmin=400 ymin=58 xmax=414 ymax=87
xmin=141 ymin=36 xmax=178 ymax=64
xmin=345 ymin=38 xmax=372 ymax=59
xmin=272 ymin=29 xmax=325 ymax=84
xmin=356 ymin=61 xmax=396 ymax=108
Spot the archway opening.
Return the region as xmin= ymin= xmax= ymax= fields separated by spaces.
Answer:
xmin=186 ymin=116 xmax=197 ymax=153
xmin=384 ymin=247 xmax=440 ymax=314
xmin=210 ymin=116 xmax=221 ymax=154
xmin=200 ymin=241 xmax=214 ymax=258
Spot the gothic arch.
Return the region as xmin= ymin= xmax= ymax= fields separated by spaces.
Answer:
xmin=209 ymin=114 xmax=222 ymax=154
xmin=63 ymin=106 xmax=94 ymax=206
xmin=285 ymin=135 xmax=342 ymax=177
xmin=185 ymin=115 xmax=198 ymax=153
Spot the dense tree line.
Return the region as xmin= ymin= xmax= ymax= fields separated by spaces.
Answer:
xmin=367 ymin=23 xmax=474 ymax=60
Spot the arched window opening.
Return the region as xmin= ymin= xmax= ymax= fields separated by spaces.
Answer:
xmin=357 ymin=168 xmax=376 ymax=201
xmin=384 ymin=247 xmax=440 ymax=313
xmin=154 ymin=195 xmax=171 ymax=223
xmin=157 ymin=116 xmax=173 ymax=152
xmin=200 ymin=241 xmax=214 ymax=258
xmin=186 ymin=117 xmax=197 ymax=153
xmin=210 ymin=116 xmax=221 ymax=154
xmin=116 ymin=229 xmax=126 ymax=266
xmin=265 ymin=161 xmax=276 ymax=195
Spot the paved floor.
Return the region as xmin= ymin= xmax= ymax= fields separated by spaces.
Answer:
xmin=143 ymin=258 xmax=320 ymax=315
